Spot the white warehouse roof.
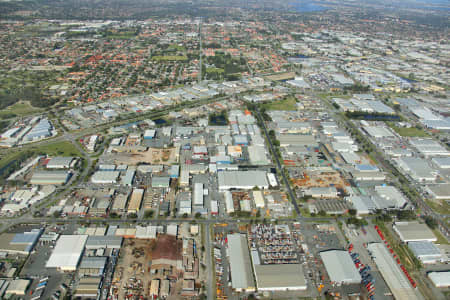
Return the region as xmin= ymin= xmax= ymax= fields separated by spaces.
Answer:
xmin=393 ymin=222 xmax=437 ymax=243
xmin=218 ymin=171 xmax=268 ymax=190
xmin=227 ymin=233 xmax=255 ymax=291
xmin=320 ymin=250 xmax=361 ymax=284
xmin=368 ymin=243 xmax=420 ymax=300
xmin=46 ymin=235 xmax=88 ymax=271
xmin=428 ymin=271 xmax=450 ymax=288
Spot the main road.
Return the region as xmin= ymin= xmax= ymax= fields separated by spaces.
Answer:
xmin=255 ymin=108 xmax=301 ymax=217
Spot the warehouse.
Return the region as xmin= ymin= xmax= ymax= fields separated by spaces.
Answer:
xmin=367 ymin=243 xmax=420 ymax=300
xmin=345 ymin=196 xmax=377 ymax=215
xmin=397 ymin=157 xmax=437 ymax=182
xmin=428 ymin=271 xmax=450 ymax=288
xmin=111 ymin=194 xmax=128 ymax=214
xmin=74 ymin=277 xmax=102 ymax=298
xmin=121 ymin=170 xmax=135 ymax=186
xmin=169 ymin=165 xmax=179 ymax=178
xmin=425 ymin=184 xmax=450 ymax=200
xmin=85 ymin=236 xmax=123 ymax=249
xmin=46 ymin=235 xmax=88 ymax=271
xmin=320 ymin=250 xmax=361 ymax=285
xmin=30 ymin=171 xmax=71 ymax=185
xmin=393 ymin=221 xmax=437 ymax=243
xmin=218 ymin=171 xmax=269 ymax=190
xmin=304 ymin=187 xmax=338 ymax=198
xmin=91 ymin=171 xmax=120 ymax=184
xmin=277 ymin=134 xmax=317 ymax=147
xmin=248 ymin=145 xmax=270 ymax=165
xmin=252 ymin=191 xmax=265 ymax=208
xmin=79 ymin=256 xmax=107 ymax=276
xmin=224 ymin=191 xmax=234 ymax=214
xmin=408 ymin=241 xmax=445 ymax=264
xmin=144 ymin=129 xmax=156 ymax=139
xmin=127 ymin=188 xmax=144 ymax=213
xmin=431 ymin=157 xmax=450 ymax=169
xmin=254 ymin=264 xmax=307 ymax=291
xmin=0 ymin=228 xmax=43 ymax=255
xmin=409 ymin=138 xmax=450 ymax=157
xmin=5 ymin=279 xmax=30 ymax=296
xmin=227 ymin=233 xmax=255 ymax=292
xmin=152 ymin=176 xmax=170 ymax=188
xmin=46 ymin=156 xmax=75 ymax=169
xmin=362 ymin=126 xmax=395 ymax=138
xmin=374 ymin=185 xmax=408 ymax=209
xmin=193 ymin=182 xmax=204 ymax=207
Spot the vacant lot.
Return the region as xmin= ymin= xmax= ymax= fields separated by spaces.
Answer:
xmin=33 ymin=141 xmax=81 ymax=157
xmin=0 ymin=101 xmax=43 ymax=119
xmin=389 ymin=124 xmax=429 ymax=137
xmin=261 ymin=97 xmax=297 ymax=111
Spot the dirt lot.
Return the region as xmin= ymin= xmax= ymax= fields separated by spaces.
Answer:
xmin=291 ymin=170 xmax=349 ymax=189
xmin=113 ymin=147 xmax=179 ymax=165
xmin=112 ymin=239 xmax=155 ymax=300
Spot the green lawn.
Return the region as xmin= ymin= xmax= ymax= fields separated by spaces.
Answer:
xmin=261 ymin=97 xmax=297 ymax=111
xmin=432 ymin=228 xmax=449 ymax=245
xmin=425 ymin=199 xmax=450 ymax=215
xmin=389 ymin=124 xmax=429 ymax=137
xmin=206 ymin=67 xmax=224 ymax=74
xmin=0 ymin=102 xmax=43 ymax=119
xmin=31 ymin=141 xmax=82 ymax=157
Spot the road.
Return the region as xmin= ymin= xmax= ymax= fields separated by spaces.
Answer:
xmin=320 ymin=96 xmax=449 ymax=240
xmin=255 ymin=108 xmax=302 ymax=218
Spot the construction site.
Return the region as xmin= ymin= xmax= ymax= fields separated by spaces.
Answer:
xmin=111 ymin=239 xmax=155 ymax=300
xmin=112 ymin=147 xmax=179 ymax=166
xmin=290 ymin=170 xmax=350 ymax=189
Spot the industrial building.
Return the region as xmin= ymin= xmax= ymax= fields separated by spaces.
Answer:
xmin=46 ymin=235 xmax=88 ymax=271
xmin=85 ymin=235 xmax=123 ymax=249
xmin=393 ymin=221 xmax=437 ymax=243
xmin=428 ymin=271 xmax=450 ymax=288
xmin=218 ymin=171 xmax=269 ymax=190
xmin=91 ymin=171 xmax=120 ymax=184
xmin=152 ymin=176 xmax=170 ymax=188
xmin=254 ymin=264 xmax=307 ymax=291
xmin=367 ymin=243 xmax=420 ymax=300
xmin=425 ymin=184 xmax=450 ymax=200
xmin=5 ymin=279 xmax=30 ymax=296
xmin=408 ymin=241 xmax=445 ymax=264
xmin=248 ymin=146 xmax=270 ymax=165
xmin=46 ymin=156 xmax=75 ymax=169
xmin=320 ymin=250 xmax=361 ymax=285
xmin=193 ymin=182 xmax=204 ymax=207
xmin=127 ymin=188 xmax=144 ymax=213
xmin=227 ymin=233 xmax=255 ymax=292
xmin=252 ymin=190 xmax=265 ymax=208
xmin=397 ymin=157 xmax=437 ymax=182
xmin=374 ymin=185 xmax=408 ymax=209
xmin=0 ymin=228 xmax=43 ymax=255
xmin=79 ymin=256 xmax=108 ymax=276
xmin=74 ymin=277 xmax=102 ymax=298
xmin=30 ymin=171 xmax=71 ymax=185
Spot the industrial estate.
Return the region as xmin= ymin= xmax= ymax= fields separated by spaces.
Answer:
xmin=0 ymin=0 xmax=448 ymax=299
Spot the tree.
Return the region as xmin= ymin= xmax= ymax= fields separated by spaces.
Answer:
xmin=424 ymin=216 xmax=438 ymax=229
xmin=348 ymin=209 xmax=357 ymax=216
xmin=318 ymin=210 xmax=326 ymax=216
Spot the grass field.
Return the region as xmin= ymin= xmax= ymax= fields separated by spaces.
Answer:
xmin=261 ymin=97 xmax=297 ymax=111
xmin=31 ymin=141 xmax=82 ymax=157
xmin=432 ymin=228 xmax=449 ymax=245
xmin=389 ymin=124 xmax=429 ymax=137
xmin=425 ymin=199 xmax=450 ymax=215
xmin=152 ymin=55 xmax=188 ymax=61
xmin=206 ymin=67 xmax=224 ymax=74
xmin=0 ymin=101 xmax=43 ymax=119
